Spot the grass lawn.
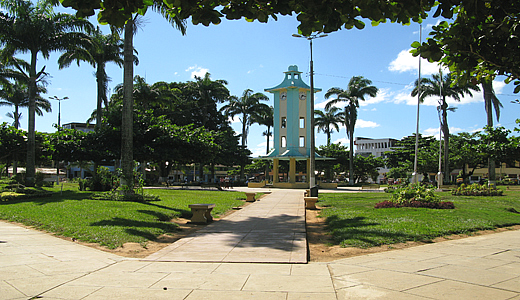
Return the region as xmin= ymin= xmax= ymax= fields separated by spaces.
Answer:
xmin=0 ymin=183 xmax=246 ymax=248
xmin=318 ymin=190 xmax=520 ymax=248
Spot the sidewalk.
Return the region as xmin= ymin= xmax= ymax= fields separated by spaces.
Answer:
xmin=145 ymin=189 xmax=307 ymax=263
xmin=1 ymin=188 xmax=519 ymax=299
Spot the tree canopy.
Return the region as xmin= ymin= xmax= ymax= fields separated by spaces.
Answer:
xmin=59 ymin=0 xmax=445 ymax=34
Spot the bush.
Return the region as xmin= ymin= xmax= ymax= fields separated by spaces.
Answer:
xmin=389 ymin=184 xmax=440 ymax=204
xmin=85 ymin=166 xmax=117 ymax=191
xmin=375 ymin=183 xmax=454 ymax=209
xmin=452 ymin=183 xmax=503 ymax=196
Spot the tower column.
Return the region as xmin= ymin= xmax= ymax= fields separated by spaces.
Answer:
xmin=273 ymin=159 xmax=280 ymax=183
xmin=289 ymin=158 xmax=296 ymax=184
xmin=306 ymin=158 xmax=311 ymax=183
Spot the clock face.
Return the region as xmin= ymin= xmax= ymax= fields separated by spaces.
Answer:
xmin=280 ymin=91 xmax=287 ymax=100
xmin=299 ymin=92 xmax=307 ymax=100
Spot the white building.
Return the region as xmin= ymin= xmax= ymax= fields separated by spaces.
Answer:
xmin=354 ymin=137 xmax=399 ymax=183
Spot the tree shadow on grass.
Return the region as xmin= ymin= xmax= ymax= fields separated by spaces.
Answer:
xmin=90 ymin=217 xmax=180 ymax=241
xmin=0 ymin=190 xmax=94 ymax=205
xmin=325 ymin=215 xmax=428 ymax=247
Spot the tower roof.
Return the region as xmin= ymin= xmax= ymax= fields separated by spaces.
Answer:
xmin=264 ymin=65 xmax=321 ymax=92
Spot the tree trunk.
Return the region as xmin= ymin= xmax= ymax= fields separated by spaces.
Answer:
xmin=13 ymin=105 xmax=18 ymax=175
xmin=483 ymin=82 xmax=496 ymax=185
xmin=441 ymin=100 xmax=450 ymax=183
xmin=96 ymin=64 xmax=104 ymax=129
xmin=348 ymin=124 xmax=355 ymax=186
xmin=120 ymin=19 xmax=134 ymax=192
xmin=25 ymin=50 xmax=38 ymax=187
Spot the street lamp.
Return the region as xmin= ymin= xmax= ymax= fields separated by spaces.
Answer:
xmin=49 ymin=96 xmax=69 ymax=184
xmin=49 ymin=96 xmax=69 ymax=128
xmin=292 ymin=33 xmax=327 ymax=191
xmin=412 ymin=24 xmax=422 ymax=184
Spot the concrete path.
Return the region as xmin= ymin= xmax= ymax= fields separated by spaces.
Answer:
xmin=1 ymin=187 xmax=520 ymax=299
xmin=145 ymin=189 xmax=307 ymax=263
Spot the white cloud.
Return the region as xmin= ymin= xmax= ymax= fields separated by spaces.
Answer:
xmin=388 ymin=48 xmax=444 ymax=76
xmin=314 ymin=99 xmax=328 ymax=110
xmin=356 ymin=119 xmax=380 ymax=128
xmin=423 ymin=126 xmax=464 ymax=138
xmin=333 ymin=137 xmax=349 ymax=147
xmin=315 ymin=88 xmax=389 ymax=109
xmin=185 ymin=65 xmax=209 ymax=79
xmin=228 ymin=115 xmax=241 ymax=124
xmin=422 ymin=127 xmax=442 ymax=138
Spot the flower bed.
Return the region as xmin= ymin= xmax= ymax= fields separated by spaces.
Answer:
xmin=376 ymin=184 xmax=455 ymax=209
xmin=452 ymin=183 xmax=503 ymax=196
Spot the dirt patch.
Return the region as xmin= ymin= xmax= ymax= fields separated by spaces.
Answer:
xmin=306 ymin=206 xmax=520 ymax=262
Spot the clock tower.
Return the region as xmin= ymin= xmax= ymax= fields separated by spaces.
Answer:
xmin=263 ymin=65 xmax=321 ymax=185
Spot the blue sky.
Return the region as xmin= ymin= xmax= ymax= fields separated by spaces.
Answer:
xmin=1 ymin=7 xmax=518 ymax=158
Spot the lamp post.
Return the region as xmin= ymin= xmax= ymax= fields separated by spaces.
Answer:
xmin=49 ymin=96 xmax=69 ymax=184
xmin=49 ymin=96 xmax=69 ymax=128
xmin=292 ymin=33 xmax=327 ymax=191
xmin=412 ymin=24 xmax=422 ymax=184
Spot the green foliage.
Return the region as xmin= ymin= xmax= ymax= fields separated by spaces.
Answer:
xmin=354 ymin=155 xmax=385 ymax=183
xmin=412 ymin=1 xmax=520 ymax=93
xmin=389 ymin=184 xmax=440 ymax=205
xmin=452 ymin=183 xmax=504 ymax=196
xmin=60 ymin=0 xmax=438 ymax=35
xmin=86 ymin=166 xmax=116 ymax=191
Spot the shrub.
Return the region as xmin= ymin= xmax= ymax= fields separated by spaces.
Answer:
xmin=375 ymin=183 xmax=454 ymax=209
xmin=389 ymin=184 xmax=440 ymax=204
xmin=85 ymin=166 xmax=117 ymax=191
xmin=452 ymin=183 xmax=503 ymax=196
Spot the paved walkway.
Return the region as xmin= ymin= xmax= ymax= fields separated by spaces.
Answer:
xmin=1 ymin=188 xmax=520 ymax=299
xmin=145 ymin=189 xmax=307 ymax=263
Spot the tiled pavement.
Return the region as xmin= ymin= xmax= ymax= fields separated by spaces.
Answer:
xmin=145 ymin=189 xmax=307 ymax=263
xmin=1 ymin=188 xmax=520 ymax=299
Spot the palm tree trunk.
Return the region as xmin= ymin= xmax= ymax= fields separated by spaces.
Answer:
xmin=95 ymin=64 xmax=104 ymax=129
xmin=121 ymin=19 xmax=134 ymax=192
xmin=349 ymin=125 xmax=354 ymax=185
xmin=25 ymin=50 xmax=38 ymax=187
xmin=441 ymin=100 xmax=450 ymax=183
xmin=13 ymin=105 xmax=19 ymax=175
xmin=483 ymin=82 xmax=496 ymax=185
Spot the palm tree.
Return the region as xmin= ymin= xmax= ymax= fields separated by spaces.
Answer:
xmin=253 ymin=105 xmax=274 ymax=155
xmin=0 ymin=80 xmax=50 ymax=176
xmin=119 ymin=4 xmax=186 ymax=190
xmin=325 ymin=76 xmax=378 ymax=185
xmin=0 ymin=0 xmax=92 ymax=186
xmin=221 ymin=89 xmax=269 ymax=181
xmin=189 ymin=72 xmax=230 ymax=128
xmin=411 ymin=71 xmax=480 ymax=183
xmin=220 ymin=89 xmax=270 ymax=147
xmin=0 ymin=81 xmax=50 ymax=129
xmin=58 ymin=27 xmax=135 ymax=128
xmin=314 ymin=106 xmax=344 ymax=146
xmin=482 ymin=79 xmax=503 ymax=185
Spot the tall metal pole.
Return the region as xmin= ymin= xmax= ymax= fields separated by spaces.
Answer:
xmin=293 ymin=33 xmax=327 ymax=191
xmin=412 ymin=24 xmax=422 ymax=184
xmin=49 ymin=96 xmax=69 ymax=184
xmin=309 ymin=38 xmax=316 ymax=189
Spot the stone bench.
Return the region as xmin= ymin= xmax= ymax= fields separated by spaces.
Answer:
xmin=245 ymin=192 xmax=256 ymax=202
xmin=188 ymin=204 xmax=216 ymax=224
xmin=304 ymin=197 xmax=318 ymax=209
xmin=361 ymin=184 xmax=380 ymax=191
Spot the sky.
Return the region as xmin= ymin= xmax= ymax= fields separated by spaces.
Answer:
xmin=1 ymin=6 xmax=519 ymax=159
